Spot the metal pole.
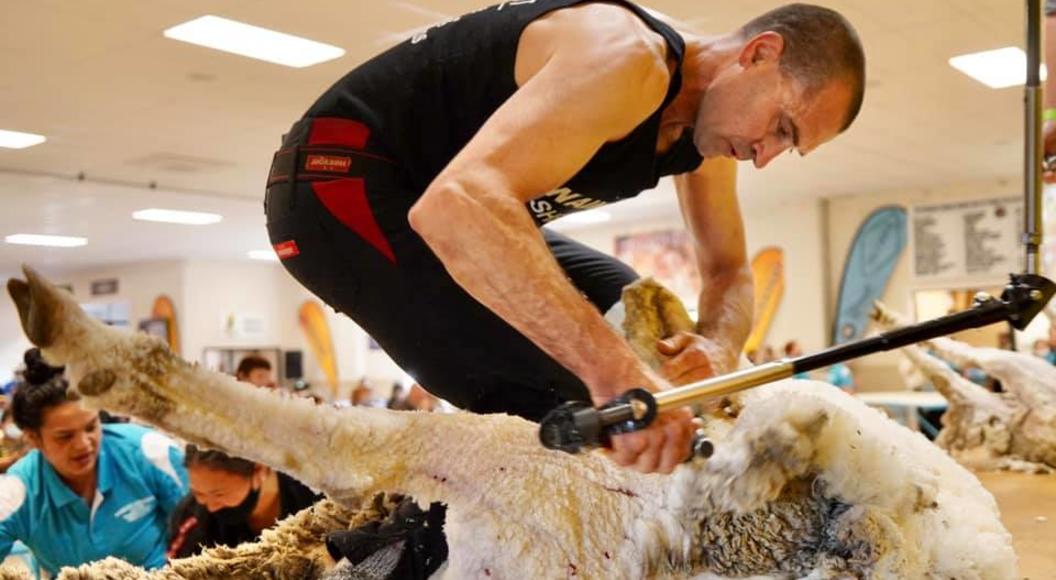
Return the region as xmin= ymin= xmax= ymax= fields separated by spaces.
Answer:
xmin=1026 ymin=0 xmax=1044 ymax=274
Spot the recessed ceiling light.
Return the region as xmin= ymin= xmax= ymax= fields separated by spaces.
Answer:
xmin=949 ymin=47 xmax=1047 ymax=89
xmin=163 ymin=15 xmax=345 ymax=68
xmin=5 ymin=234 xmax=87 ymax=247
xmin=561 ymin=210 xmax=612 ymax=225
xmin=0 ymin=129 xmax=46 ymax=149
xmin=132 ymin=208 xmax=223 ymax=225
xmin=247 ymin=250 xmax=280 ymax=261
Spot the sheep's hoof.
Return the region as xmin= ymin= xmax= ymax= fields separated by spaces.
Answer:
xmin=7 ymin=269 xmax=63 ymax=349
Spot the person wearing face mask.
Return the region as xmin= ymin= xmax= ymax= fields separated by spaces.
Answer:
xmin=166 ymin=445 xmax=322 ymax=559
xmin=0 ymin=348 xmax=188 ymax=575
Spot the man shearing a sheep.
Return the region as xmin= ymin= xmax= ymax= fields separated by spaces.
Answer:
xmin=264 ymin=0 xmax=865 ymax=475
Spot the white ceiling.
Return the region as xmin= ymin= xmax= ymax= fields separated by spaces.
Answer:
xmin=0 ymin=0 xmax=1029 ymax=272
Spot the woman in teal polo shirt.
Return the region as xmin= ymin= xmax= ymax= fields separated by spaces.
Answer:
xmin=0 ymin=349 xmax=188 ymax=576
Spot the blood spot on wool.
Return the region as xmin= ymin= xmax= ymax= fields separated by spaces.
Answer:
xmin=602 ymin=486 xmax=638 ymax=498
xmin=483 ymin=568 xmax=491 ymax=576
xmin=569 ymin=563 xmax=578 ymax=575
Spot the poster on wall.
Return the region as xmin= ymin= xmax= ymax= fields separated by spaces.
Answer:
xmin=613 ymin=230 xmax=701 ymax=306
xmin=910 ymin=196 xmax=1023 ymax=285
xmin=831 ymin=206 xmax=907 ymax=345
xmin=298 ymin=299 xmax=339 ymax=396
xmin=80 ymin=301 xmax=130 ymax=327
xmin=743 ymin=247 xmax=784 ymax=353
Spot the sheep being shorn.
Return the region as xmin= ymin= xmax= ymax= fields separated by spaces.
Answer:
xmin=872 ymin=302 xmax=1056 ymax=474
xmin=6 ymin=267 xmax=1017 ymax=579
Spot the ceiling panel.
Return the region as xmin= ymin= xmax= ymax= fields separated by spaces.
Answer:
xmin=0 ymin=0 xmax=1036 ymax=271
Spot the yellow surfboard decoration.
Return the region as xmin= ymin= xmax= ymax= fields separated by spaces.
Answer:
xmin=298 ymin=300 xmax=339 ymax=395
xmin=743 ymin=247 xmax=785 ymax=353
xmin=150 ymin=295 xmax=181 ymax=356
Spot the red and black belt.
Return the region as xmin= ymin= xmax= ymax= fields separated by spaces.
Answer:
xmin=266 ymin=117 xmax=396 ymax=188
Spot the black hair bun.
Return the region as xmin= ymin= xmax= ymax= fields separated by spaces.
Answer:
xmin=22 ymin=348 xmax=65 ymax=386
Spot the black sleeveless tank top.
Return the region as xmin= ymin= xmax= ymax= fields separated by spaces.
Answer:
xmin=304 ymin=0 xmax=703 ymax=225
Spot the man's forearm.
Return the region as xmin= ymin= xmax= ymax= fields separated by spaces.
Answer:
xmin=409 ymin=184 xmax=660 ymax=401
xmin=695 ymin=266 xmax=754 ymax=372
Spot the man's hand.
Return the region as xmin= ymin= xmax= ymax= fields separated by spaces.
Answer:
xmin=657 ymin=331 xmax=732 ymax=385
xmin=607 ymin=405 xmax=696 ymax=474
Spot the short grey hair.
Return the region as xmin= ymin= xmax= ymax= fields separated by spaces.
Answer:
xmin=740 ymin=3 xmax=866 ymax=132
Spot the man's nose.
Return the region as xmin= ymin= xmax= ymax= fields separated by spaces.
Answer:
xmin=752 ymin=138 xmax=784 ymax=169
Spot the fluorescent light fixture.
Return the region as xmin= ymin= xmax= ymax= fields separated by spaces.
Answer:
xmin=949 ymin=47 xmax=1047 ymax=89
xmin=561 ymin=209 xmax=612 ymax=225
xmin=248 ymin=249 xmax=280 ymax=261
xmin=164 ymin=15 xmax=345 ymax=68
xmin=5 ymin=234 xmax=86 ymax=247
xmin=132 ymin=208 xmax=223 ymax=225
xmin=0 ymin=129 xmax=46 ymax=149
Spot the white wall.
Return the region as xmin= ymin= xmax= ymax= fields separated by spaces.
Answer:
xmin=0 ymin=259 xmax=408 ymax=400
xmin=180 ymin=260 xmax=287 ymax=359
xmin=61 ymin=260 xmax=186 ymax=334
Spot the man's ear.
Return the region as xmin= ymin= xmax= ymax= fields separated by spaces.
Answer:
xmin=738 ymin=31 xmax=785 ymax=68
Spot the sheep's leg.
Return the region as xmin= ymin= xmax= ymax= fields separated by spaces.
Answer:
xmin=873 ymin=301 xmax=1056 ymax=406
xmin=899 ymin=345 xmax=1008 ymax=412
xmin=5 ymin=267 xmax=533 ymax=503
xmin=874 ymin=312 xmax=1007 ymax=419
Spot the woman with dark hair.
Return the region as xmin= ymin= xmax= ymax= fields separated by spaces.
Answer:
xmin=167 ymin=445 xmax=321 ymax=558
xmin=0 ymin=348 xmax=188 ymax=576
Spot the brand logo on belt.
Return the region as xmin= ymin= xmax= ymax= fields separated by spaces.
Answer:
xmin=305 ymin=154 xmax=352 ymax=173
xmin=274 ymin=240 xmax=300 ymax=259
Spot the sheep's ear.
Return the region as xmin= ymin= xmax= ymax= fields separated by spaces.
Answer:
xmin=7 ymin=265 xmax=64 ymax=348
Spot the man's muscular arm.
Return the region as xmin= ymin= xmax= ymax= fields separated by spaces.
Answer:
xmin=408 ymin=6 xmax=693 ymax=473
xmin=664 ymin=158 xmax=754 ymax=382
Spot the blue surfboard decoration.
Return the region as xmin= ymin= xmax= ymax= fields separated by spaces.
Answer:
xmin=831 ymin=206 xmax=908 ymax=345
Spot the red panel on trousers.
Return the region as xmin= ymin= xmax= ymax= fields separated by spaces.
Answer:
xmin=311 ymin=179 xmax=397 ymax=264
xmin=307 ymin=118 xmax=370 ymax=149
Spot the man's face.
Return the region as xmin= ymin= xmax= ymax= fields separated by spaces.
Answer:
xmin=692 ymin=33 xmax=854 ymax=169
xmin=239 ymin=367 xmax=275 ymax=389
xmin=27 ymin=402 xmax=102 ymax=481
